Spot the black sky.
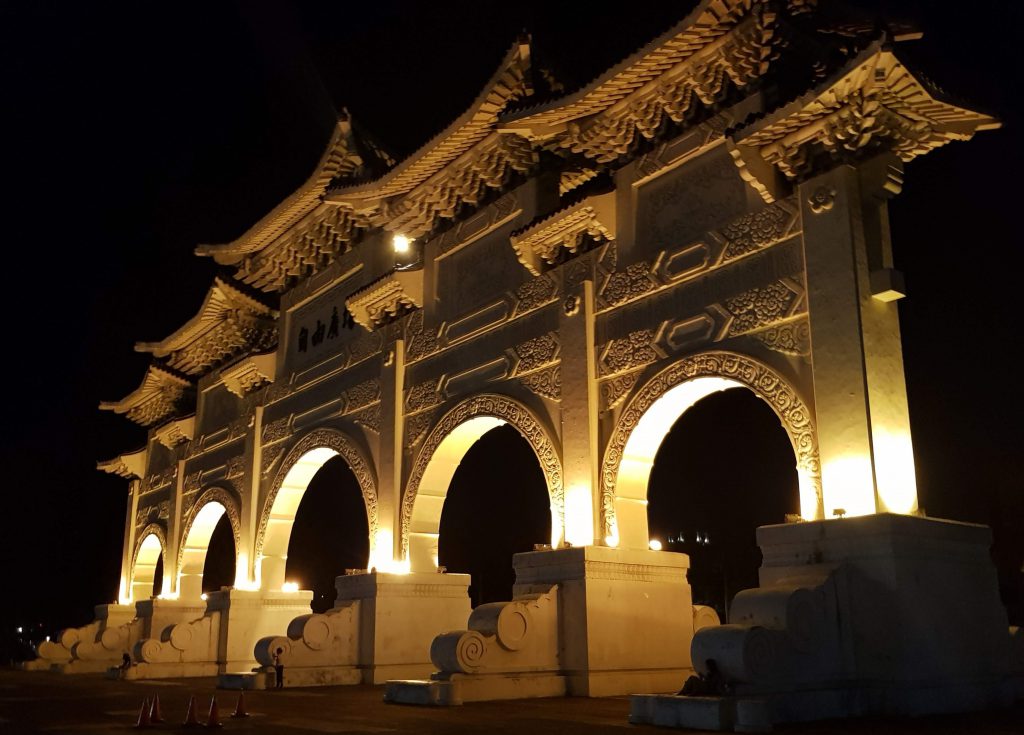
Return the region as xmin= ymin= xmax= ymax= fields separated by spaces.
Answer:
xmin=1 ymin=1 xmax=1021 ymax=636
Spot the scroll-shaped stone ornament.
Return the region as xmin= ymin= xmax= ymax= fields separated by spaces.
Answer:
xmin=428 ymin=587 xmax=559 ymax=675
xmin=253 ymin=605 xmax=359 ymax=670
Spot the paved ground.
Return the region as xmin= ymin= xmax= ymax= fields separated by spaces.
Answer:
xmin=1 ymin=668 xmax=1022 ymax=735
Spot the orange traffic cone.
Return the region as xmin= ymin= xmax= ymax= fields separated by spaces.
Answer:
xmin=182 ymin=694 xmax=201 ymax=728
xmin=134 ymin=697 xmax=151 ymax=728
xmin=206 ymin=695 xmax=223 ymax=728
xmin=149 ymin=694 xmax=164 ymax=723
xmin=231 ymin=691 xmax=249 ymax=718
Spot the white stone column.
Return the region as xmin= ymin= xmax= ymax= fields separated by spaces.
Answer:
xmin=558 ymin=277 xmax=599 ymax=546
xmin=119 ymin=479 xmax=140 ymax=604
xmin=244 ymin=404 xmax=263 ymax=589
xmin=799 ymin=160 xmax=918 ymax=518
xmin=376 ymin=336 xmax=403 ymax=569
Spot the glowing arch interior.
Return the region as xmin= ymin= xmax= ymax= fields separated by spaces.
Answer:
xmin=611 ymin=376 xmax=816 ymax=550
xmin=260 ymin=446 xmax=341 ymax=590
xmin=131 ymin=532 xmax=165 ymax=602
xmin=177 ymin=501 xmax=230 ymax=600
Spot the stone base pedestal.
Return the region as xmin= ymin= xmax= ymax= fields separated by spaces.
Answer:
xmin=386 ymin=545 xmax=699 ymax=705
xmin=27 ymin=603 xmax=138 ymax=673
xmin=226 ymin=571 xmax=472 ymax=689
xmin=630 ymin=514 xmax=1022 ymax=731
xmin=129 ymin=588 xmax=312 ymax=679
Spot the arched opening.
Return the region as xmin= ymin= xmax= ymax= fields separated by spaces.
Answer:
xmin=132 ymin=532 xmax=164 ymax=602
xmin=438 ymin=424 xmax=551 ymax=606
xmin=646 ymin=388 xmax=800 ymax=619
xmin=285 ymin=456 xmax=370 ymax=612
xmin=203 ymin=516 xmax=235 ymax=593
xmin=178 ymin=500 xmax=237 ymax=600
xmin=404 ymin=395 xmax=563 ymax=576
xmin=604 ymin=353 xmax=821 ymax=551
xmin=259 ymin=430 xmax=377 ymax=595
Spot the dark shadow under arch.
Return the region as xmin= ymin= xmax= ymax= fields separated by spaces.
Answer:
xmin=438 ymin=424 xmax=551 ymax=607
xmin=647 ymin=388 xmax=799 ymax=619
xmin=285 ymin=455 xmax=370 ymax=612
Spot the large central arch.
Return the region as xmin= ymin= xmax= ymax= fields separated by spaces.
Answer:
xmin=401 ymin=393 xmax=564 ymax=572
xmin=255 ymin=427 xmax=379 ymax=590
xmin=175 ymin=486 xmax=241 ymax=599
xmin=601 ymin=351 xmax=822 ymax=549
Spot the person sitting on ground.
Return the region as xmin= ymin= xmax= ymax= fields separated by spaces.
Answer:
xmin=678 ymin=658 xmax=730 ymax=696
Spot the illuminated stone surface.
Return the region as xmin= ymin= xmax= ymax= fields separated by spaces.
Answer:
xmin=33 ymin=0 xmax=1016 ymax=716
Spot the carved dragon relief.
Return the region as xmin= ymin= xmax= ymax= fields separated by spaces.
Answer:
xmin=600 ymin=350 xmax=822 ymax=537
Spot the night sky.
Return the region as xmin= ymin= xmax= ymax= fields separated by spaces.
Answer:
xmin=1 ymin=0 xmax=1022 ymax=649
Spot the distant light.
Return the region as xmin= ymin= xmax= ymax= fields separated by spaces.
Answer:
xmin=45 ymin=636 xmax=50 ymax=642
xmin=16 ymin=626 xmax=22 ymax=634
xmin=392 ymin=233 xmax=411 ymax=254
xmin=649 ymin=539 xmax=663 ymax=551
xmin=200 ymin=593 xmax=208 ymax=601
xmin=604 ymin=534 xmax=619 ymax=548
xmin=281 ymin=582 xmax=299 ymax=593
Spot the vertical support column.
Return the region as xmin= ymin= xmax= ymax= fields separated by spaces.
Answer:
xmin=244 ymin=404 xmax=264 ymax=589
xmin=166 ymin=458 xmax=185 ymax=597
xmin=800 ymin=159 xmax=918 ymax=518
xmin=858 ymin=156 xmax=918 ymax=515
xmin=376 ymin=335 xmax=404 ymax=569
xmin=559 ymin=276 xmax=599 ymax=546
xmin=120 ymin=479 xmax=140 ymax=604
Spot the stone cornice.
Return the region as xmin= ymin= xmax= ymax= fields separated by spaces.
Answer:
xmin=220 ymin=351 xmax=277 ymax=397
xmin=326 ymin=40 xmax=532 ymax=208
xmin=99 ymin=363 xmax=195 ymax=428
xmin=511 ymin=191 xmax=617 ymax=276
xmin=153 ymin=416 xmax=195 ymax=450
xmin=346 ymin=270 xmax=424 ymax=330
xmin=500 ymin=0 xmax=764 ymax=136
xmin=96 ymin=447 xmax=148 ymax=479
xmin=728 ymin=45 xmax=1001 ymax=202
xmin=134 ymin=277 xmax=278 ymax=376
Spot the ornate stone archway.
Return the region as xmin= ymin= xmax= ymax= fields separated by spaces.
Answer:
xmin=130 ymin=523 xmax=167 ymax=602
xmin=401 ymin=393 xmax=564 ymax=568
xmin=601 ymin=351 xmax=822 ymax=547
xmin=175 ymin=486 xmax=241 ymax=598
xmin=255 ymin=426 xmax=379 ymax=588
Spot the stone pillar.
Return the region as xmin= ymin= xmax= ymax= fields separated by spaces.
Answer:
xmin=376 ymin=335 xmax=403 ymax=568
xmin=167 ymin=458 xmax=186 ymax=597
xmin=119 ymin=479 xmax=140 ymax=604
xmin=558 ymin=277 xmax=599 ymax=546
xmin=799 ymin=159 xmax=918 ymax=518
xmin=245 ymin=404 xmax=264 ymax=588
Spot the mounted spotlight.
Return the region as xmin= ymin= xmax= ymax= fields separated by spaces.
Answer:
xmin=648 ymin=539 xmax=663 ymax=551
xmin=392 ymin=233 xmax=411 ymax=254
xmin=392 ymin=233 xmax=423 ymax=271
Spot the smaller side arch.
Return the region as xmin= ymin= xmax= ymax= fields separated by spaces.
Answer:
xmin=255 ymin=427 xmax=379 ymax=590
xmin=601 ymin=351 xmax=823 ymax=549
xmin=401 ymin=393 xmax=565 ymax=572
xmin=175 ymin=486 xmax=241 ymax=599
xmin=130 ymin=523 xmax=167 ymax=603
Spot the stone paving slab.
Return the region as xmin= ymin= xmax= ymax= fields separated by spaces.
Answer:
xmin=1 ymin=669 xmax=1022 ymax=735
